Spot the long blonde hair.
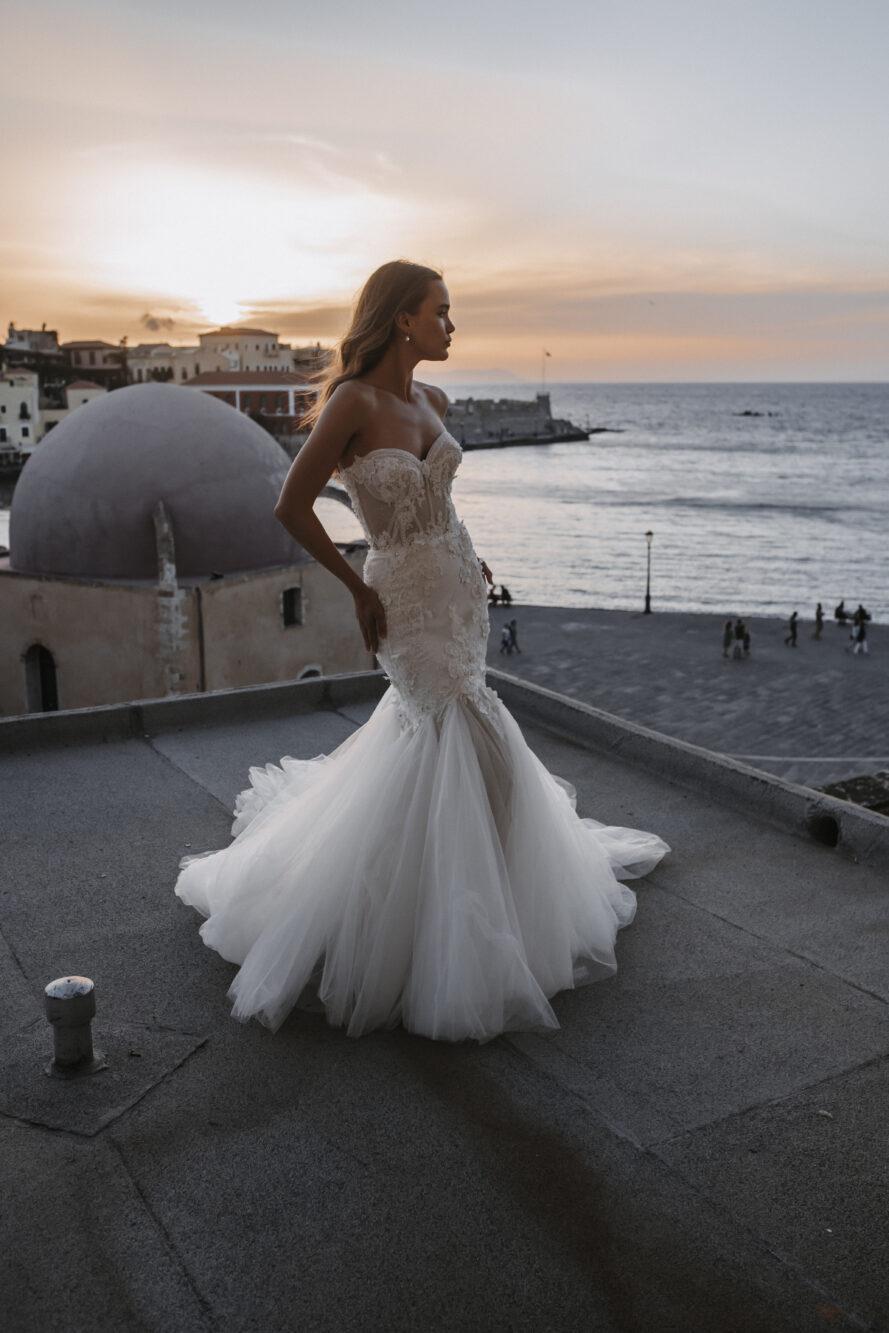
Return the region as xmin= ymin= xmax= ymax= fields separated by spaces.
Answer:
xmin=301 ymin=259 xmax=442 ymax=431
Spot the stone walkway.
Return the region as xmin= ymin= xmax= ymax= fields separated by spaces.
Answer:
xmin=488 ymin=605 xmax=888 ymax=790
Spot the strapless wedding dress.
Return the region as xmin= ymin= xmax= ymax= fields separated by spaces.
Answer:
xmin=174 ymin=427 xmax=670 ymax=1042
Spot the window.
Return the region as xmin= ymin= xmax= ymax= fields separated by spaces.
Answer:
xmin=88 ymin=351 xmax=96 ymax=365
xmin=22 ymin=426 xmax=29 ymax=437
xmin=282 ymin=586 xmax=303 ymax=627
xmin=0 ymin=428 xmax=7 ymax=443
xmin=24 ymin=643 xmax=58 ymax=711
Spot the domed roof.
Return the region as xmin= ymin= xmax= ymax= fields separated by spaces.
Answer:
xmin=10 ymin=382 xmax=305 ymax=579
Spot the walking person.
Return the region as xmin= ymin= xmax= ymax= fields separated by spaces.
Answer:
xmin=813 ymin=602 xmax=824 ymax=639
xmin=722 ymin=619 xmax=733 ymax=658
xmin=852 ymin=620 xmax=869 ymax=656
xmin=784 ymin=610 xmax=798 ymax=647
xmin=172 ymin=260 xmax=670 ymax=1043
xmin=499 ymin=623 xmax=513 ymax=655
xmin=508 ymin=617 xmax=522 ymax=653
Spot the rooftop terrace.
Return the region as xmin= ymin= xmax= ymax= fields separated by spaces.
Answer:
xmin=2 ymin=668 xmax=888 ymax=1331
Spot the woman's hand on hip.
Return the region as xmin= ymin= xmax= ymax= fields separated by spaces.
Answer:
xmin=353 ymin=584 xmax=388 ymax=654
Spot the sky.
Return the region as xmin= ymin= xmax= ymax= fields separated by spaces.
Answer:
xmin=2 ymin=0 xmax=888 ymax=381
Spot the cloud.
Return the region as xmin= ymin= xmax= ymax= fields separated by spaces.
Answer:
xmin=141 ymin=312 xmax=178 ymax=332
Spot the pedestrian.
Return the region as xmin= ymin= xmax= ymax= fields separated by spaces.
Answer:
xmin=852 ymin=620 xmax=869 ymax=656
xmin=499 ymin=623 xmax=512 ymax=655
xmin=508 ymin=618 xmax=522 ymax=653
xmin=813 ymin=602 xmax=823 ymax=639
xmin=834 ymin=599 xmax=847 ymax=624
xmin=733 ymin=617 xmax=745 ymax=660
xmin=500 ymin=584 xmax=513 ymax=607
xmin=743 ymin=626 xmax=751 ymax=656
xmin=722 ymin=619 xmax=733 ymax=658
xmin=784 ymin=611 xmax=798 ymax=647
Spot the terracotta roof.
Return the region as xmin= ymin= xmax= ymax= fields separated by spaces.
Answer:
xmin=61 ymin=340 xmax=119 ymax=350
xmin=67 ymin=380 xmax=104 ymax=390
xmin=201 ymin=327 xmax=279 ymax=338
xmin=189 ymin=372 xmax=314 ymax=387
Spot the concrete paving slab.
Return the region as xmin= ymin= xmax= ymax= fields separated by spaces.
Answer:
xmin=105 ymin=1020 xmax=860 ymax=1332
xmin=656 ymin=1055 xmax=889 ymax=1329
xmin=147 ymin=706 xmax=358 ymax=809
xmin=1 ymin=1020 xmax=206 ymax=1136
xmin=0 ymin=933 xmax=37 ymax=1039
xmin=2 ymin=1119 xmax=213 ymax=1333
xmin=508 ymin=885 xmax=889 ymax=1146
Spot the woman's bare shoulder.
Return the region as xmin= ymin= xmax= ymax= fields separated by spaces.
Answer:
xmin=416 ymin=381 xmax=449 ymax=419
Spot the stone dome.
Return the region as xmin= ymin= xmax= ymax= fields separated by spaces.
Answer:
xmin=10 ymin=382 xmax=305 ymax=580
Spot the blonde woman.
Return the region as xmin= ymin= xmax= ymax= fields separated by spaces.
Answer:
xmin=174 ymin=260 xmax=669 ymax=1042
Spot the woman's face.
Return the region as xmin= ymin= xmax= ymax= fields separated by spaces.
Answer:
xmin=408 ymin=280 xmax=455 ymax=359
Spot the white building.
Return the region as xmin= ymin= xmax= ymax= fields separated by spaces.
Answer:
xmin=41 ymin=380 xmax=109 ymax=438
xmin=128 ymin=342 xmax=232 ymax=385
xmin=4 ymin=323 xmax=61 ymax=357
xmin=197 ymin=326 xmax=293 ymax=373
xmin=0 ymin=369 xmax=40 ymax=452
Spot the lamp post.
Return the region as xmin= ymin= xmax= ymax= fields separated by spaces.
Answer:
xmin=644 ymin=530 xmax=654 ymax=614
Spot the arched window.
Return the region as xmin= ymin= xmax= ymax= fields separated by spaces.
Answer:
xmin=23 ymin=643 xmax=59 ymax=711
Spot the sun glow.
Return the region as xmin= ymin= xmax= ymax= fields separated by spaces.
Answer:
xmin=70 ymin=159 xmax=416 ymax=327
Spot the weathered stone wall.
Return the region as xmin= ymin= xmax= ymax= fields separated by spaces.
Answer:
xmin=0 ymin=548 xmax=372 ymax=715
xmin=198 ymin=552 xmax=373 ymax=692
xmin=445 ymin=392 xmax=554 ymax=444
xmin=0 ymin=573 xmax=200 ymax=714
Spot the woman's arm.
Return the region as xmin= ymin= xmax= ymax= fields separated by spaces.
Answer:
xmin=274 ymin=382 xmax=364 ymax=594
xmin=274 ymin=382 xmax=388 ymax=653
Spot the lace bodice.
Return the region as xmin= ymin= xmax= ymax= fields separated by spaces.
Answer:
xmin=336 ymin=429 xmax=463 ymax=550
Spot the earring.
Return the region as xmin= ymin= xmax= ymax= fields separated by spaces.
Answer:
xmin=405 ymin=334 xmax=410 ymax=342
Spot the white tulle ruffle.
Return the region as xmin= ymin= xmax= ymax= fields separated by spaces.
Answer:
xmin=174 ymin=685 xmax=670 ymax=1042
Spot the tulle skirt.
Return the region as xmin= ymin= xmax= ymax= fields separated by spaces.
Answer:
xmin=174 ymin=685 xmax=670 ymax=1043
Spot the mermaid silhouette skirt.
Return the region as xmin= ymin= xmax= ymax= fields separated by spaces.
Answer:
xmin=174 ymin=435 xmax=670 ymax=1041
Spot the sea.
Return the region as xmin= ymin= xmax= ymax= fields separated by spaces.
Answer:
xmin=3 ymin=382 xmax=887 ymax=623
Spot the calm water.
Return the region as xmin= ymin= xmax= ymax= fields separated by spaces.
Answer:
xmin=4 ymin=382 xmax=887 ymax=622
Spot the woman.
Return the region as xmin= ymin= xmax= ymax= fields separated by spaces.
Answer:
xmin=174 ymin=259 xmax=670 ymax=1042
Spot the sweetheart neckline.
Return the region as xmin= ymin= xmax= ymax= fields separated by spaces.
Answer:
xmin=340 ymin=428 xmax=458 ymax=473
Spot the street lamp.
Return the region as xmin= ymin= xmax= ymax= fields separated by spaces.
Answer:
xmin=644 ymin=530 xmax=654 ymax=614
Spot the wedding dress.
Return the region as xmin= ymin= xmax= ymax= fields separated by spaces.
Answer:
xmin=174 ymin=427 xmax=670 ymax=1042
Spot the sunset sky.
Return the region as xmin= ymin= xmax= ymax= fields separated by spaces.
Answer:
xmin=3 ymin=0 xmax=888 ymax=380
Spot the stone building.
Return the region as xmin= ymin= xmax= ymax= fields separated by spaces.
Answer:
xmin=60 ymin=340 xmax=127 ymax=388
xmin=0 ymin=382 xmax=371 ymax=714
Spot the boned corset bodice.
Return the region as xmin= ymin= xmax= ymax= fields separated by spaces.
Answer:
xmin=336 ymin=430 xmax=465 ymax=551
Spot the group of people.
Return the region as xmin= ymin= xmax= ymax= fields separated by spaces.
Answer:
xmin=499 ymin=618 xmax=522 ymax=655
xmin=724 ymin=601 xmax=873 ymax=657
xmin=487 ymin=583 xmax=513 ymax=607
xmin=784 ymin=601 xmax=871 ymax=654
xmin=722 ymin=617 xmax=751 ymax=659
